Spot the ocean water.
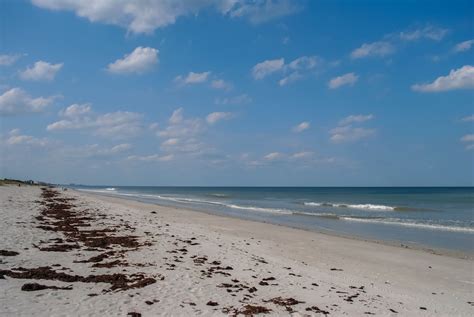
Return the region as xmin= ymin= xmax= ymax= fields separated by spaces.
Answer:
xmin=74 ymin=186 xmax=474 ymax=252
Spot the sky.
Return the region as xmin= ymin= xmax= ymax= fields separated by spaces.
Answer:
xmin=0 ymin=0 xmax=473 ymax=186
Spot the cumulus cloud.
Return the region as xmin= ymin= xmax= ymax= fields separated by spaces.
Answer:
xmin=175 ymin=71 xmax=211 ymax=85
xmin=59 ymin=103 xmax=92 ymax=117
xmin=169 ymin=108 xmax=184 ymax=124
xmin=328 ymin=72 xmax=358 ymax=89
xmin=4 ymin=129 xmax=50 ymax=147
xmin=399 ymin=25 xmax=449 ymax=41
xmin=339 ymin=114 xmax=374 ymax=125
xmin=211 ymin=79 xmax=232 ymax=90
xmin=215 ymin=94 xmax=252 ymax=105
xmin=63 ymin=143 xmax=132 ymax=159
xmin=20 ymin=61 xmax=63 ymax=81
xmin=252 ymin=55 xmax=321 ymax=85
xmin=47 ymin=104 xmax=143 ymax=138
xmin=252 ymin=58 xmax=285 ymax=79
xmin=460 ymin=134 xmax=474 ymax=150
xmin=206 ymin=112 xmax=233 ymax=124
xmin=287 ymin=56 xmax=319 ymax=70
xmin=0 ymin=88 xmax=57 ymax=116
xmin=292 ymin=121 xmax=310 ymax=133
xmin=0 ymin=54 xmax=21 ymax=66
xmin=228 ymin=0 xmax=301 ymax=24
xmin=240 ymin=150 xmax=335 ymax=167
xmin=330 ymin=126 xmax=375 ymax=143
xmin=107 ymin=47 xmax=158 ymax=74
xmin=157 ymin=108 xmax=207 ymax=155
xmin=330 ymin=114 xmax=375 ymax=143
xmin=453 ymin=39 xmax=474 ymax=53
xmin=279 ymin=72 xmax=302 ymax=86
xmin=162 ymin=138 xmax=179 ymax=146
xmin=127 ymin=154 xmax=174 ymax=162
xmin=264 ymin=152 xmax=283 ymax=160
xmin=350 ymin=41 xmax=394 ymax=59
xmin=411 ymin=65 xmax=474 ymax=92
xmin=290 ymin=151 xmax=313 ymax=159
xmin=32 ymin=0 xmax=301 ymax=34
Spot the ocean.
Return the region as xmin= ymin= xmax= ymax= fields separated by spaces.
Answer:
xmin=74 ymin=186 xmax=474 ymax=252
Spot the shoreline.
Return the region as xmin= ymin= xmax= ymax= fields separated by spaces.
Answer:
xmin=1 ymin=185 xmax=473 ymax=316
xmin=77 ymin=189 xmax=473 ymax=260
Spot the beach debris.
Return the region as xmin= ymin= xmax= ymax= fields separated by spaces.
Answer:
xmin=21 ymin=282 xmax=72 ymax=291
xmin=0 ymin=266 xmax=158 ymax=292
xmin=127 ymin=312 xmax=141 ymax=317
xmin=306 ymin=305 xmax=330 ymax=315
xmin=264 ymin=297 xmax=305 ymax=313
xmin=223 ymin=304 xmax=272 ymax=316
xmin=0 ymin=250 xmax=19 ymax=256
xmin=330 ymin=268 xmax=343 ymax=271
xmin=206 ymin=301 xmax=219 ymax=306
xmin=16 ymin=188 xmax=159 ymax=292
xmin=264 ymin=296 xmax=305 ymax=307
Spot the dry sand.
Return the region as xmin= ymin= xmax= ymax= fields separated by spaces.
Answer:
xmin=0 ymin=185 xmax=472 ymax=316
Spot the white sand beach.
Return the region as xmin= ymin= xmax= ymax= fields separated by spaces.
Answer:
xmin=0 ymin=185 xmax=473 ymax=316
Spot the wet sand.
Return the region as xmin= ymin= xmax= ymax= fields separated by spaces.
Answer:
xmin=0 ymin=185 xmax=472 ymax=316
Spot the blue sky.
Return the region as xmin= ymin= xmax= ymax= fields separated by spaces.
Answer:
xmin=0 ymin=0 xmax=473 ymax=186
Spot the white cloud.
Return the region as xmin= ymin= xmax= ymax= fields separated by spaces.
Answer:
xmin=0 ymin=88 xmax=57 ymax=116
xmin=292 ymin=121 xmax=310 ymax=133
xmin=460 ymin=134 xmax=474 ymax=150
xmin=400 ymin=25 xmax=449 ymax=41
xmin=0 ymin=54 xmax=21 ymax=66
xmin=20 ymin=61 xmax=63 ymax=81
xmin=107 ymin=47 xmax=158 ymax=74
xmin=253 ymin=55 xmax=321 ymax=84
xmin=330 ymin=126 xmax=375 ymax=143
xmin=32 ymin=0 xmax=301 ymax=34
xmin=328 ymin=72 xmax=358 ymax=89
xmin=169 ymin=108 xmax=184 ymax=124
xmin=339 ymin=114 xmax=374 ymax=125
xmin=59 ymin=103 xmax=92 ymax=118
xmin=264 ymin=152 xmax=283 ymax=160
xmin=4 ymin=129 xmax=50 ymax=147
xmin=279 ymin=72 xmax=302 ymax=86
xmin=461 ymin=115 xmax=474 ymax=122
xmin=63 ymin=143 xmax=132 ymax=158
xmin=350 ymin=41 xmax=395 ymax=59
xmin=47 ymin=104 xmax=143 ymax=139
xmin=412 ymin=65 xmax=474 ymax=92
xmin=215 ymin=94 xmax=252 ymax=105
xmin=228 ymin=0 xmax=301 ymax=24
xmin=211 ymin=79 xmax=232 ymax=90
xmin=157 ymin=108 xmax=206 ymax=155
xmin=330 ymin=114 xmax=376 ymax=143
xmin=206 ymin=112 xmax=233 ymax=124
xmin=175 ymin=71 xmax=211 ymax=85
xmin=290 ymin=151 xmax=313 ymax=159
xmin=127 ymin=154 xmax=174 ymax=162
xmin=287 ymin=56 xmax=319 ymax=70
xmin=460 ymin=134 xmax=474 ymax=142
xmin=453 ymin=39 xmax=474 ymax=53
xmin=252 ymin=58 xmax=285 ymax=79
xmin=162 ymin=138 xmax=180 ymax=146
